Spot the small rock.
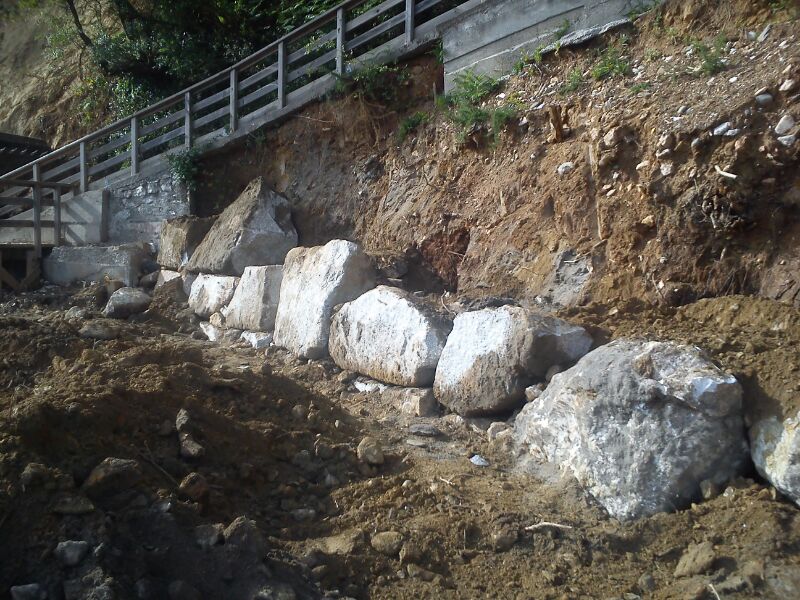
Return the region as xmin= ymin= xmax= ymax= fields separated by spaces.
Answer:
xmin=175 ymin=408 xmax=194 ymax=433
xmin=637 ymin=573 xmax=656 ymax=592
xmin=713 ymin=122 xmax=731 ymax=136
xmin=82 ymin=457 xmax=142 ymax=498
xmin=55 ymin=540 xmax=90 ymax=567
xmin=525 ymin=384 xmax=545 ymax=402
xmin=240 ymin=331 xmax=273 ymax=350
xmin=640 ymin=215 xmax=656 ymax=228
xmin=657 ymin=132 xmax=676 ymax=151
xmin=78 ymin=322 xmax=119 ymax=341
xmin=194 ymin=523 xmax=224 ymax=549
xmin=223 ymin=516 xmax=267 ymax=555
xmin=674 ymin=541 xmax=716 ymax=577
xmin=65 ymin=306 xmax=87 ymax=321
xmin=408 ymin=424 xmax=442 ymax=438
xmin=357 ymin=437 xmax=384 ymax=465
xmin=178 ymin=472 xmax=209 ymax=502
xmin=778 ymin=134 xmax=796 ymax=147
xmin=557 ymin=162 xmax=575 ymax=176
xmin=470 ymin=455 xmax=489 ymax=467
xmin=10 ymin=584 xmax=46 ymax=600
xmin=755 ymin=93 xmax=774 ymax=107
xmin=102 ymin=287 xmax=152 ymax=319
xmin=779 ymin=79 xmax=797 ymax=93
xmin=406 ymin=563 xmax=436 ymax=581
xmin=209 ymin=312 xmax=225 ymax=328
xmin=179 ymin=433 xmax=205 ymax=459
xmin=487 ymin=422 xmax=509 ymax=441
xmin=168 ymin=580 xmax=201 ymax=600
xmin=700 ymin=479 xmax=720 ymax=500
xmin=604 ymin=126 xmax=625 ymax=148
xmin=775 ymin=114 xmax=796 ymax=136
xmin=757 ymin=23 xmax=771 ymax=43
xmin=371 ymin=531 xmax=404 ymax=556
xmin=659 ymin=162 xmax=674 ymax=177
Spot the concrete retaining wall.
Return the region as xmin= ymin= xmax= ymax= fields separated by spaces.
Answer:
xmin=442 ymin=0 xmax=654 ymax=90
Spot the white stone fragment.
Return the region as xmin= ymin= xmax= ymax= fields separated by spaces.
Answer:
xmin=750 ymin=411 xmax=800 ymax=507
xmin=222 ymin=265 xmax=283 ymax=331
xmin=189 ymin=274 xmax=238 ymax=318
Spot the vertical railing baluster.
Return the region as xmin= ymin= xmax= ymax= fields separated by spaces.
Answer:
xmin=405 ymin=0 xmax=415 ymax=45
xmin=53 ymin=187 xmax=62 ymax=247
xmin=184 ymin=92 xmax=193 ymax=149
xmin=336 ymin=8 xmax=346 ymax=75
xmin=31 ymin=163 xmax=42 ymax=258
xmin=230 ymin=69 xmax=239 ymax=133
xmin=277 ymin=42 xmax=286 ymax=109
xmin=79 ymin=142 xmax=88 ymax=193
xmin=131 ymin=116 xmax=139 ymax=176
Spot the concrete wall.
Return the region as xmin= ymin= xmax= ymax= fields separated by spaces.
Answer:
xmin=0 ymin=190 xmax=105 ymax=246
xmin=442 ymin=0 xmax=654 ymax=90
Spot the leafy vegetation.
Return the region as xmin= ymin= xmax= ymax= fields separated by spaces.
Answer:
xmin=397 ymin=111 xmax=429 ymax=142
xmin=333 ymin=62 xmax=410 ymax=106
xmin=561 ymin=68 xmax=585 ymax=94
xmin=555 ymin=19 xmax=571 ymax=39
xmin=591 ymin=37 xmax=633 ymax=80
xmin=692 ymin=35 xmax=727 ymax=76
xmin=166 ymin=147 xmax=202 ymax=189
xmin=439 ymin=71 xmax=516 ymax=146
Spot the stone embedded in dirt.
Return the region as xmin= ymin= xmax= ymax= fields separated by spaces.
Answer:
xmin=780 ymin=79 xmax=797 ymax=93
xmin=357 ymin=436 xmax=384 ymax=466
xmin=487 ymin=422 xmax=510 ymax=441
xmin=514 ymin=339 xmax=748 ymax=521
xmin=179 ymin=472 xmax=210 ymax=502
xmin=209 ymin=312 xmax=225 ymax=328
xmin=82 ymin=457 xmax=143 ymax=498
xmin=433 ymin=306 xmax=592 ymax=416
xmin=240 ymin=331 xmax=274 ymax=350
xmin=406 ymin=563 xmax=436 ymax=581
xmin=9 ymin=584 xmax=45 ymax=600
xmin=102 ymin=287 xmax=152 ymax=319
xmin=371 ymin=531 xmax=404 ymax=556
xmin=750 ymin=410 xmax=800 ymax=507
xmin=194 ymin=523 xmax=224 ymax=550
xmin=557 ymin=162 xmax=575 ymax=176
xmin=223 ymin=516 xmax=268 ymax=557
xmin=54 ymin=540 xmax=91 ymax=567
xmin=329 ymin=286 xmax=451 ymax=387
xmin=778 ymin=134 xmax=797 ymax=147
xmin=78 ymin=321 xmax=120 ymax=341
xmin=64 ymin=306 xmax=87 ymax=321
xmin=158 ymin=215 xmax=217 ymax=270
xmin=470 ymin=455 xmax=490 ymax=467
xmin=273 ymin=240 xmax=376 ymax=359
xmin=674 ymin=541 xmax=716 ymax=577
xmin=187 ymin=178 xmax=297 ymax=276
xmin=156 ymin=269 xmax=182 ymax=289
xmin=222 ymin=265 xmax=283 ymax=331
xmin=179 ymin=433 xmax=205 ymax=459
xmin=775 ymin=114 xmax=796 ymax=136
xmin=199 ymin=322 xmax=224 ymax=342
xmin=756 ymin=93 xmax=774 ymax=107
xmin=188 ymin=273 xmax=238 ymax=318
xmin=409 ymin=423 xmax=442 ymax=438
xmin=383 ymin=387 xmax=439 ymax=417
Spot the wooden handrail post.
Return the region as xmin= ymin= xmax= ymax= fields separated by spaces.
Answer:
xmin=277 ymin=41 xmax=286 ymax=109
xmin=405 ymin=0 xmax=415 ymax=45
xmin=79 ymin=142 xmax=88 ymax=192
xmin=184 ymin=92 xmax=193 ymax=149
xmin=53 ymin=187 xmax=62 ymax=246
xmin=31 ymin=163 xmax=42 ymax=258
xmin=336 ymin=8 xmax=346 ymax=75
xmin=131 ymin=116 xmax=139 ymax=176
xmin=230 ymin=69 xmax=239 ymax=133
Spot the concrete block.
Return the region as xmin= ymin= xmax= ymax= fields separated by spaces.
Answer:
xmin=43 ymin=243 xmax=149 ymax=287
xmin=222 ymin=265 xmax=283 ymax=332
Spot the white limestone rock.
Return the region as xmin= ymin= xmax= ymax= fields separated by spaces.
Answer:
xmin=433 ymin=306 xmax=592 ymax=416
xmin=222 ymin=265 xmax=283 ymax=332
xmin=273 ymin=240 xmax=376 ymax=359
xmin=187 ymin=177 xmax=297 ymax=276
xmin=102 ymin=287 xmax=152 ymax=319
xmin=240 ymin=331 xmax=274 ymax=350
xmin=750 ymin=411 xmax=800 ymax=507
xmin=157 ymin=216 xmax=216 ymax=270
xmin=514 ymin=339 xmax=748 ymax=521
xmin=155 ymin=270 xmax=181 ymax=289
xmin=329 ymin=286 xmax=451 ymax=386
xmin=188 ymin=274 xmax=238 ymax=318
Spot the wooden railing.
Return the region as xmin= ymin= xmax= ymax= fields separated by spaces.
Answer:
xmin=0 ymin=0 xmax=478 ymax=210
xmin=0 ymin=177 xmax=75 ymax=257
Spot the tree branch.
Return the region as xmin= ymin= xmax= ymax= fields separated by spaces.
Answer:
xmin=63 ymin=0 xmax=93 ymax=48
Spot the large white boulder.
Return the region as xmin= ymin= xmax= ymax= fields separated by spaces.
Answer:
xmin=187 ymin=177 xmax=297 ymax=276
xmin=329 ymin=286 xmax=451 ymax=386
xmin=188 ymin=274 xmax=238 ymax=318
xmin=433 ymin=306 xmax=592 ymax=416
xmin=222 ymin=266 xmax=283 ymax=332
xmin=273 ymin=240 xmax=376 ymax=359
xmin=750 ymin=412 xmax=800 ymax=507
xmin=514 ymin=339 xmax=748 ymax=521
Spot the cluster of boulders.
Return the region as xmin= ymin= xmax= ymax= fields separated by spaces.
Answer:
xmin=94 ymin=176 xmax=800 ymax=523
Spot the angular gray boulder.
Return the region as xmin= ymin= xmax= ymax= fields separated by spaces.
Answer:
xmin=102 ymin=287 xmax=152 ymax=319
xmin=329 ymin=286 xmax=451 ymax=386
xmin=186 ymin=177 xmax=297 ymax=276
xmin=188 ymin=274 xmax=238 ymax=318
xmin=514 ymin=339 xmax=748 ymax=521
xmin=433 ymin=306 xmax=592 ymax=416
xmin=273 ymin=240 xmax=376 ymax=359
xmin=750 ymin=411 xmax=800 ymax=507
xmin=157 ymin=215 xmax=216 ymax=270
xmin=222 ymin=266 xmax=283 ymax=332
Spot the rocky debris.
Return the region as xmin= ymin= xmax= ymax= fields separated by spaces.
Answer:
xmin=487 ymin=422 xmax=510 ymax=441
xmin=240 ymin=331 xmax=273 ymax=350
xmin=175 ymin=408 xmax=194 ymax=433
xmin=82 ymin=457 xmax=142 ymax=498
xmin=371 ymin=531 xmax=403 ymax=556
xmin=187 ymin=178 xmax=297 ymax=276
xmin=382 ymin=387 xmax=439 ymax=417
xmin=357 ymin=436 xmax=384 ymax=466
xmin=78 ymin=321 xmax=119 ymax=340
xmin=515 ymin=340 xmax=748 ymax=520
xmin=194 ymin=523 xmax=224 ymax=549
xmin=223 ymin=516 xmax=268 ymax=557
xmin=55 ymin=540 xmax=91 ymax=567
xmin=775 ymin=114 xmax=796 ymax=136
xmin=188 ymin=274 xmax=238 ymax=318
xmin=179 ymin=433 xmax=205 ymax=459
xmin=64 ymin=306 xmax=87 ymax=320
xmin=470 ymin=455 xmax=490 ymax=467
xmin=408 ymin=423 xmax=442 ymax=437
xmin=139 ymin=270 xmax=159 ymax=288
xmin=434 ymin=306 xmax=592 ymax=416
xmin=156 ymin=269 xmax=181 ymax=286
xmin=222 ymin=265 xmax=283 ymax=331
xmin=674 ymin=541 xmax=716 ymax=577
xmin=329 ymin=286 xmax=451 ymax=386
xmin=178 ymin=472 xmax=209 ymax=502
xmin=102 ymin=287 xmax=152 ymax=319
xmin=10 ymin=584 xmax=46 ymax=600
xmin=158 ymin=216 xmax=217 ymax=270
xmin=63 ymin=566 xmax=115 ymax=600
xmin=274 ymin=240 xmax=376 ymax=359
xmin=557 ymin=162 xmax=575 ymax=176
xmin=750 ymin=410 xmax=800 ymax=507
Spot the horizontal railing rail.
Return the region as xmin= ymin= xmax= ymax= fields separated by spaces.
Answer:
xmin=0 ymin=0 xmax=478 ymax=244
